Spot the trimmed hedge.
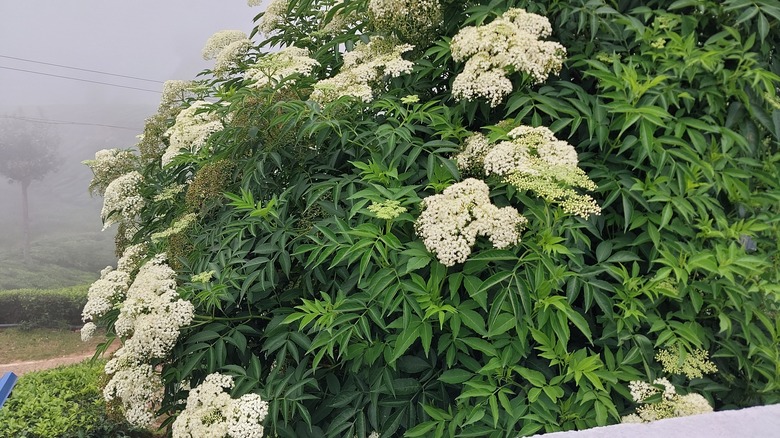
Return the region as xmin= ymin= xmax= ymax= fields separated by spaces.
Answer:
xmin=0 ymin=360 xmax=153 ymax=438
xmin=0 ymin=286 xmax=88 ymax=327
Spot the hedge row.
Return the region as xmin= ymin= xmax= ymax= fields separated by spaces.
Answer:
xmin=0 ymin=285 xmax=88 ymax=327
xmin=0 ymin=360 xmax=153 ymax=438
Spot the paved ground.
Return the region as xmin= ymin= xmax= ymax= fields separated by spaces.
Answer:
xmin=530 ymin=403 xmax=780 ymax=438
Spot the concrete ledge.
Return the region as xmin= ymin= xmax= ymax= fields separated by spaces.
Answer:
xmin=530 ymin=403 xmax=780 ymax=438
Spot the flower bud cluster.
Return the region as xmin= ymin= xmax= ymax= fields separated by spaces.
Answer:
xmin=245 ymin=47 xmax=320 ymax=89
xmin=311 ymin=36 xmax=414 ymax=104
xmin=367 ymin=199 xmax=407 ymax=220
xmin=450 ymin=8 xmax=566 ymax=106
xmin=368 ymin=0 xmax=443 ymax=42
xmin=655 ymin=345 xmax=718 ymax=380
xmin=101 ymin=171 xmax=145 ymax=230
xmin=416 ymin=178 xmax=527 ymax=266
xmin=172 ymin=373 xmax=270 ymax=438
xmin=162 ymin=101 xmax=224 ymax=166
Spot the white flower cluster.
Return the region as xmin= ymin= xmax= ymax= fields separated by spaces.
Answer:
xmin=80 ymin=321 xmax=97 ymax=342
xmin=117 ymin=242 xmax=148 ymax=273
xmin=256 ymin=0 xmax=289 ymax=35
xmin=84 ymin=148 xmax=137 ymax=196
xmin=201 ymin=30 xmax=249 ymax=59
xmin=81 ymin=266 xmax=130 ymax=324
xmin=160 ymin=80 xmax=195 ymax=111
xmin=103 ymin=359 xmax=163 ymax=427
xmin=245 ymin=47 xmax=319 ymax=89
xmin=455 ymin=127 xmax=600 ymax=219
xmin=113 ymin=254 xmax=194 ymax=358
xmin=311 ymin=37 xmax=414 ymax=104
xmin=101 ymin=171 xmax=145 ymax=230
xmin=81 ymin=243 xmax=149 ymax=339
xmin=162 ymin=101 xmax=224 ymax=166
xmin=172 ymin=373 xmax=269 ymax=438
xmin=416 ymin=178 xmax=527 ymax=266
xmin=101 ymin=254 xmax=194 ymax=427
xmin=450 ymin=8 xmax=566 ymax=106
xmin=202 ymin=30 xmax=251 ymax=76
xmin=368 ymin=0 xmax=443 ymax=40
xmin=622 ymin=378 xmax=713 ymax=423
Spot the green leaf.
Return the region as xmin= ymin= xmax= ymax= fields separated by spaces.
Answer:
xmin=459 ymin=309 xmax=487 ymax=337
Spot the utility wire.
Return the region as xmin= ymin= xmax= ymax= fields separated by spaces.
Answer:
xmin=0 ymin=65 xmax=161 ymax=93
xmin=0 ymin=115 xmax=141 ymax=131
xmin=0 ymin=54 xmax=165 ymax=84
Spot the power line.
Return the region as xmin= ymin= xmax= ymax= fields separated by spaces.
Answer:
xmin=0 ymin=54 xmax=165 ymax=84
xmin=0 ymin=115 xmax=141 ymax=131
xmin=0 ymin=65 xmax=161 ymax=94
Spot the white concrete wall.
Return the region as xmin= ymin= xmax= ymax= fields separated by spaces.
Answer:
xmin=530 ymin=404 xmax=780 ymax=438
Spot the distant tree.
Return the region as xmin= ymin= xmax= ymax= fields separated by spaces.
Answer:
xmin=0 ymin=117 xmax=59 ymax=262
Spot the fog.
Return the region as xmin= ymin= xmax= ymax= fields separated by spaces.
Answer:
xmin=0 ymin=0 xmax=263 ymax=285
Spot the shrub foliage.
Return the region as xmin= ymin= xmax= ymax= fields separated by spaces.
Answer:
xmin=0 ymin=286 xmax=87 ymax=327
xmin=87 ymin=0 xmax=779 ymax=436
xmin=0 ymin=361 xmax=150 ymax=438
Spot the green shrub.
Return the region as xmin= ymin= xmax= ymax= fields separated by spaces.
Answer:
xmin=0 ymin=286 xmax=88 ymax=327
xmin=85 ymin=0 xmax=779 ymax=436
xmin=0 ymin=361 xmax=151 ymax=438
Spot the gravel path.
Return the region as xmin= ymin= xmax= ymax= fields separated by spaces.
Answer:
xmin=0 ymin=343 xmax=118 ymax=376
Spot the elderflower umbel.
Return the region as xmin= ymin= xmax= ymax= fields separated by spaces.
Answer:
xmin=245 ymin=47 xmax=319 ymax=89
xmin=101 ymin=171 xmax=145 ymax=229
xmin=84 ymin=148 xmax=137 ymax=196
xmin=117 ymin=242 xmax=147 ymax=274
xmin=656 ymin=345 xmax=718 ymax=380
xmin=159 ymin=80 xmax=195 ymax=111
xmin=450 ymin=8 xmax=566 ymax=106
xmin=114 ymin=254 xmax=194 ymax=359
xmin=172 ymin=373 xmax=270 ymax=438
xmin=202 ymin=30 xmax=249 ymax=61
xmin=367 ymin=199 xmax=407 ymax=220
xmin=416 ymin=178 xmax=527 ymax=266
xmin=162 ymin=100 xmax=224 ymax=166
xmin=456 ymin=127 xmax=600 ymax=219
xmin=622 ymin=377 xmax=713 ymax=423
xmin=80 ymin=322 xmax=97 ymax=342
xmin=103 ymin=358 xmax=163 ymax=427
xmin=82 ymin=267 xmax=131 ymax=322
xmin=256 ymin=0 xmax=288 ymax=35
xmin=311 ymin=36 xmax=414 ymax=104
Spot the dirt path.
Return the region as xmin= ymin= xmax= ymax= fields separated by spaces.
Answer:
xmin=0 ymin=343 xmax=119 ymax=376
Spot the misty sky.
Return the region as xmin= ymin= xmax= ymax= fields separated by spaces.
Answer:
xmin=0 ymin=0 xmax=270 ymax=249
xmin=0 ymin=0 xmax=262 ymax=111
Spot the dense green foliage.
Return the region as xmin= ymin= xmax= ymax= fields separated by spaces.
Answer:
xmin=0 ymin=285 xmax=87 ymax=327
xmin=91 ymin=0 xmax=779 ymax=436
xmin=0 ymin=361 xmax=151 ymax=438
